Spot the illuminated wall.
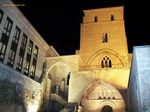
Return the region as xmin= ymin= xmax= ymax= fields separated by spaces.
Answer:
xmin=0 ymin=0 xmax=59 ymax=111
xmin=0 ymin=0 xmax=134 ymax=112
xmin=128 ymin=46 xmax=150 ymax=112
xmin=78 ymin=6 xmax=129 ymax=66
xmin=46 ymin=6 xmax=131 ymax=112
xmin=71 ymin=6 xmax=130 ymax=112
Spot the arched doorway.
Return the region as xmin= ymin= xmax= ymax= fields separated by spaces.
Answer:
xmin=102 ymin=105 xmax=113 ymax=112
xmin=78 ymin=81 xmax=126 ymax=112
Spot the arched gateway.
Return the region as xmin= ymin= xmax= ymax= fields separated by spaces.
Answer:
xmin=102 ymin=105 xmax=113 ymax=112
xmin=78 ymin=81 xmax=126 ymax=112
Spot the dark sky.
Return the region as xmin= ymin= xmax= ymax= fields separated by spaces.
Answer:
xmin=12 ymin=0 xmax=150 ymax=55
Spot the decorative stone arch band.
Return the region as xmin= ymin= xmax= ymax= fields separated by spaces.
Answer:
xmin=86 ymin=48 xmax=127 ymax=67
xmin=78 ymin=80 xmax=126 ymax=112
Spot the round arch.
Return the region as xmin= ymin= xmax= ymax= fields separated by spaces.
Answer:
xmin=47 ymin=62 xmax=70 ymax=74
xmin=102 ymin=105 xmax=113 ymax=112
xmin=78 ymin=80 xmax=126 ymax=112
xmin=47 ymin=62 xmax=71 ymax=99
xmin=99 ymin=101 xmax=117 ymax=112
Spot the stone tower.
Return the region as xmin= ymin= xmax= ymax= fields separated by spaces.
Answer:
xmin=46 ymin=5 xmax=131 ymax=112
xmin=78 ymin=6 xmax=129 ymax=67
xmin=69 ymin=6 xmax=131 ymax=112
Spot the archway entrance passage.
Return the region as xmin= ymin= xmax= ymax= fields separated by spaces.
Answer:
xmin=102 ymin=105 xmax=113 ymax=112
xmin=48 ymin=62 xmax=70 ymax=100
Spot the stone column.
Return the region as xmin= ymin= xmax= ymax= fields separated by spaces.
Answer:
xmin=56 ymin=85 xmax=59 ymax=95
xmin=44 ymin=78 xmax=51 ymax=111
xmin=60 ymin=80 xmax=65 ymax=92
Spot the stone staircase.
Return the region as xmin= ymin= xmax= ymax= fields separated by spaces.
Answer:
xmin=61 ymin=102 xmax=78 ymax=112
xmin=50 ymin=93 xmax=67 ymax=105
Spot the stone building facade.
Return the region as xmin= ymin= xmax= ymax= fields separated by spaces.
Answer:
xmin=77 ymin=7 xmax=131 ymax=111
xmin=46 ymin=6 xmax=132 ymax=112
xmin=128 ymin=46 xmax=150 ymax=112
xmin=0 ymin=0 xmax=59 ymax=111
xmin=0 ymin=0 xmax=133 ymax=112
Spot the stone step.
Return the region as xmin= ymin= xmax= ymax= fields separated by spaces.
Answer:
xmin=51 ymin=93 xmax=67 ymax=105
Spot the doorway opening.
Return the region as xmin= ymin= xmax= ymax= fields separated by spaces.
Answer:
xmin=102 ymin=105 xmax=113 ymax=112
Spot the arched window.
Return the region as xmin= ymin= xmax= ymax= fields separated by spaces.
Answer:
xmin=101 ymin=56 xmax=112 ymax=68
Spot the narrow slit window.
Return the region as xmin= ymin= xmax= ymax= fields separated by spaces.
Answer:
xmin=67 ymin=72 xmax=71 ymax=85
xmin=111 ymin=14 xmax=114 ymax=21
xmin=102 ymin=33 xmax=108 ymax=43
xmin=94 ymin=16 xmax=98 ymax=22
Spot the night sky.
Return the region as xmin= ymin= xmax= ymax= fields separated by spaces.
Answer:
xmin=12 ymin=0 xmax=150 ymax=55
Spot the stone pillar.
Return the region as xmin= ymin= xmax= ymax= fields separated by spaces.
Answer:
xmin=60 ymin=80 xmax=65 ymax=92
xmin=56 ymin=85 xmax=59 ymax=95
xmin=44 ymin=78 xmax=51 ymax=111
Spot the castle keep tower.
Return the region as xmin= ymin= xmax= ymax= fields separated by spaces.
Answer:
xmin=69 ymin=6 xmax=131 ymax=112
xmin=78 ymin=6 xmax=129 ymax=67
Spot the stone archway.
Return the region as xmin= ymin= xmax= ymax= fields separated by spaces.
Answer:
xmin=47 ymin=62 xmax=70 ymax=112
xmin=102 ymin=105 xmax=113 ymax=112
xmin=48 ymin=62 xmax=70 ymax=98
xmin=78 ymin=80 xmax=126 ymax=112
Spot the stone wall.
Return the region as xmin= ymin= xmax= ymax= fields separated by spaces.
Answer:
xmin=128 ymin=45 xmax=150 ymax=112
xmin=0 ymin=62 xmax=44 ymax=112
xmin=69 ymin=68 xmax=130 ymax=102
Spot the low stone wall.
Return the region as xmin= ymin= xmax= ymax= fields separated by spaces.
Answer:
xmin=0 ymin=63 xmax=44 ymax=112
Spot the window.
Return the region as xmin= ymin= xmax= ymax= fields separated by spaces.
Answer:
xmin=24 ymin=61 xmax=30 ymax=75
xmin=101 ymin=56 xmax=112 ymax=68
xmin=0 ymin=17 xmax=13 ymax=61
xmin=7 ymin=26 xmax=21 ymax=67
xmin=67 ymin=72 xmax=71 ymax=85
xmin=16 ymin=33 xmax=27 ymax=72
xmin=0 ymin=9 xmax=4 ymax=23
xmin=111 ymin=14 xmax=114 ymax=21
xmin=30 ymin=45 xmax=38 ymax=79
xmin=30 ymin=65 xmax=35 ymax=79
xmin=27 ymin=40 xmax=33 ymax=55
xmin=94 ymin=16 xmax=98 ymax=22
xmin=3 ymin=17 xmax=13 ymax=36
xmin=33 ymin=45 xmax=38 ymax=60
xmin=102 ymin=33 xmax=108 ymax=43
xmin=24 ymin=40 xmax=33 ymax=76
